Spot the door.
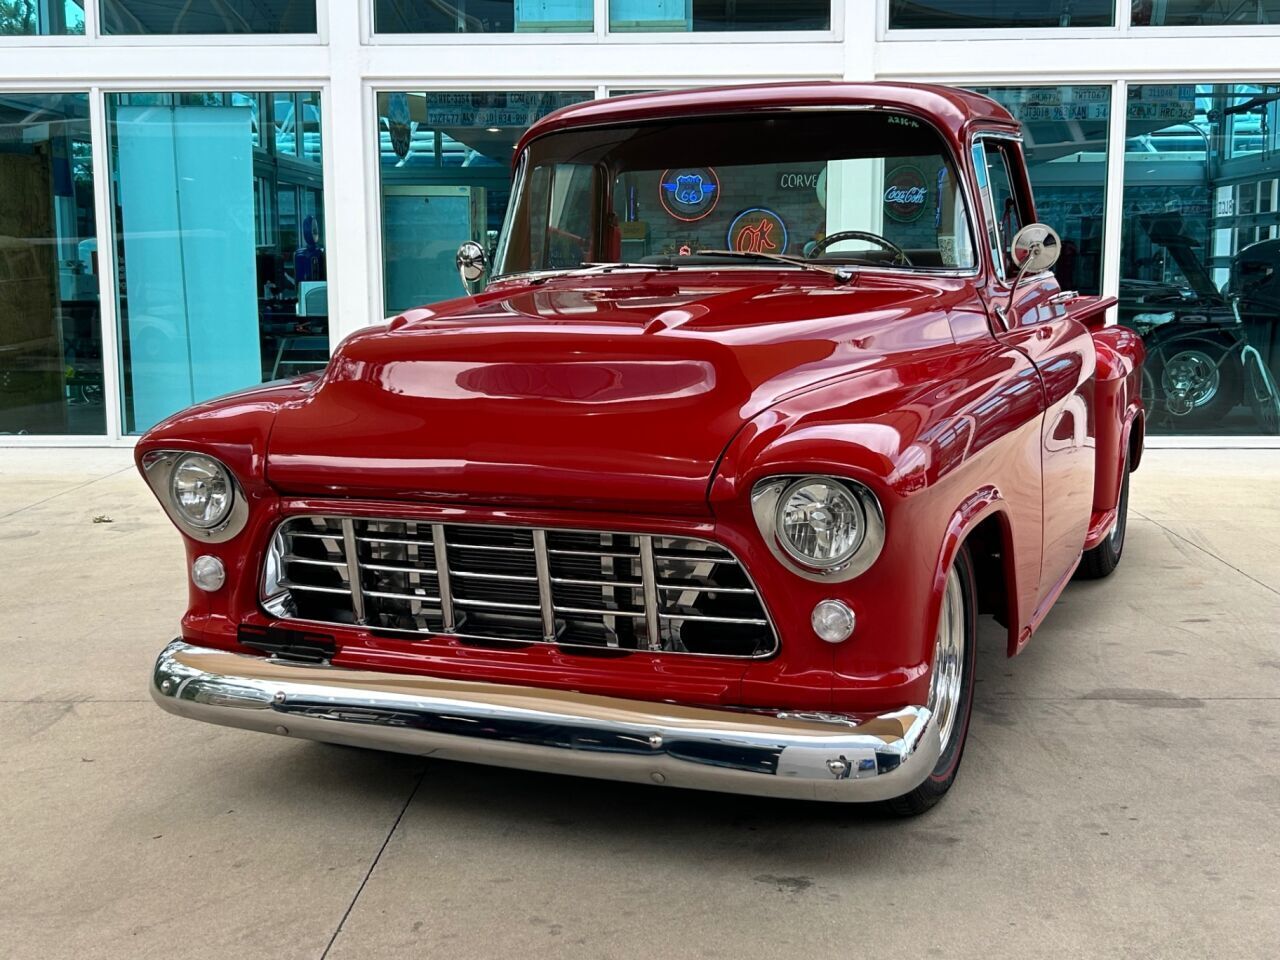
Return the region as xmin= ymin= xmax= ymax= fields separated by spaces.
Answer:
xmin=975 ymin=136 xmax=1097 ymax=609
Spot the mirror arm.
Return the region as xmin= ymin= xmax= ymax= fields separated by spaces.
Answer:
xmin=997 ymin=239 xmax=1041 ymax=325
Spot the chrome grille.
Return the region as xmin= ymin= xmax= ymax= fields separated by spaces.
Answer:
xmin=263 ymin=516 xmax=777 ymax=658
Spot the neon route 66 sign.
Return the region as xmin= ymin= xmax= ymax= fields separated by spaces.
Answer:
xmin=659 ymin=168 xmax=720 ymax=222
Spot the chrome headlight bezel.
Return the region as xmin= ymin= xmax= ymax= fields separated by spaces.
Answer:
xmin=142 ymin=450 xmax=249 ymax=543
xmin=751 ymin=474 xmax=886 ymax=582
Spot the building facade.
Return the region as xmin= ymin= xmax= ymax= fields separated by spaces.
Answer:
xmin=1 ymin=0 xmax=1278 ymax=445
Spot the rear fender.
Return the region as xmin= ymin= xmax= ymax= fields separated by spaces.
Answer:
xmin=1087 ymin=325 xmax=1146 ymax=544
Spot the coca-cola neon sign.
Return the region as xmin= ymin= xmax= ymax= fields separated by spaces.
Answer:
xmin=884 ymin=165 xmax=929 ymax=223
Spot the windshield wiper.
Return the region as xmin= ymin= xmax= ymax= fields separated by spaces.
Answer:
xmin=527 ymin=262 xmax=677 ymax=285
xmin=695 ymin=249 xmax=855 ymax=283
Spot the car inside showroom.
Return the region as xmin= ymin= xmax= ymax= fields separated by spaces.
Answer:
xmin=1 ymin=3 xmax=1277 ymax=959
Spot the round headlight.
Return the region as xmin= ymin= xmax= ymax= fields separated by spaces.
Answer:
xmin=775 ymin=477 xmax=866 ymax=568
xmin=169 ymin=453 xmax=234 ymax=529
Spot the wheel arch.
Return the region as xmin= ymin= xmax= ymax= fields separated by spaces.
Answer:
xmin=931 ymin=488 xmax=1022 ymax=663
xmin=1125 ymin=408 xmax=1145 ymax=473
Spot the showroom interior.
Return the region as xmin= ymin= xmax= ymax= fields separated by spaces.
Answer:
xmin=1 ymin=0 xmax=1279 ymax=443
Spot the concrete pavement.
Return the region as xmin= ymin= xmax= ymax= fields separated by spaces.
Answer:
xmin=1 ymin=448 xmax=1277 ymax=959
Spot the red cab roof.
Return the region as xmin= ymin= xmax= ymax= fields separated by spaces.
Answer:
xmin=515 ymin=81 xmax=1016 ymax=160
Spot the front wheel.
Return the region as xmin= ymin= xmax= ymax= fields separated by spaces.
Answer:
xmin=883 ymin=544 xmax=977 ymax=817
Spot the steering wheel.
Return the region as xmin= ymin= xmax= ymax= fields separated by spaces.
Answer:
xmin=808 ymin=230 xmax=913 ymax=267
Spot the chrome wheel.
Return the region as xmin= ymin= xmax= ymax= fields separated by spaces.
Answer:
xmin=928 ymin=564 xmax=966 ymax=757
xmin=1162 ymin=348 xmax=1221 ymax=415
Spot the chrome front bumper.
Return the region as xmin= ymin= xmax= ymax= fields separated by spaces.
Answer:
xmin=151 ymin=640 xmax=940 ymax=803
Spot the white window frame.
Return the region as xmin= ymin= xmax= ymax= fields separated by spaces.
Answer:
xmin=2 ymin=0 xmax=1279 ymax=445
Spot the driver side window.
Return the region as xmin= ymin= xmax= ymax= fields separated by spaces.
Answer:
xmin=974 ymin=139 xmax=1025 ymax=280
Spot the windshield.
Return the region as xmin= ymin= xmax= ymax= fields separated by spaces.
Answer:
xmin=493 ymin=110 xmax=976 ymax=278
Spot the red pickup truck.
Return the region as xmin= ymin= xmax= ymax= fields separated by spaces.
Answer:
xmin=141 ymin=83 xmax=1144 ymax=815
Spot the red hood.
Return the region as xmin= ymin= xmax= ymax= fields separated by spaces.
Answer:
xmin=265 ymin=271 xmax=964 ymax=514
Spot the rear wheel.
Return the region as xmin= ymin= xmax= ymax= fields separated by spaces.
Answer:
xmin=883 ymin=544 xmax=977 ymax=817
xmin=1076 ymin=455 xmax=1130 ymax=580
xmin=1146 ymin=336 xmax=1241 ymax=427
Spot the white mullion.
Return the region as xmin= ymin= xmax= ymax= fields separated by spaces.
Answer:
xmin=363 ymin=82 xmax=387 ymax=326
xmin=325 ymin=0 xmax=374 ymax=342
xmin=829 ymin=0 xmax=846 ymax=41
xmin=84 ymin=0 xmax=100 ymax=38
xmin=87 ymin=84 xmax=125 ymax=440
xmin=1101 ymin=79 xmax=1128 ymax=324
xmin=594 ymin=0 xmax=607 ymax=38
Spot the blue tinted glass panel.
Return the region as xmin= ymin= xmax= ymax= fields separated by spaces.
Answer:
xmin=376 ymin=90 xmax=591 ymax=313
xmin=375 ymin=0 xmax=591 ymax=33
xmin=108 ymin=92 xmax=327 ymax=434
xmin=0 ymin=1 xmax=84 ymax=34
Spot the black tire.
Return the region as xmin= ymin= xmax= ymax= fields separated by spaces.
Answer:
xmin=882 ymin=543 xmax=978 ymax=817
xmin=1145 ymin=335 xmax=1242 ymax=427
xmin=1076 ymin=456 xmax=1130 ymax=580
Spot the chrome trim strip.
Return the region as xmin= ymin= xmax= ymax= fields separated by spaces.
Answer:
xmin=277 ymin=580 xmax=352 ymax=596
xmin=554 ymin=605 xmax=646 ymax=619
xmin=152 ymin=640 xmax=939 ymax=804
xmin=532 ymin=529 xmax=556 ymax=642
xmin=363 ymin=588 xmax=441 ymax=603
xmin=282 ymin=555 xmax=348 ymax=569
xmin=432 ymin=524 xmax=454 ymax=632
xmin=660 ymin=613 xmax=769 ymax=626
xmin=341 ymin=519 xmax=366 ymax=625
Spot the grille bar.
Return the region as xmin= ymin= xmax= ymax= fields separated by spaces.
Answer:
xmin=341 ymin=519 xmax=366 ymax=624
xmin=433 ymin=524 xmax=454 ymax=632
xmin=266 ymin=516 xmax=777 ymax=658
xmin=532 ymin=529 xmax=556 ymax=642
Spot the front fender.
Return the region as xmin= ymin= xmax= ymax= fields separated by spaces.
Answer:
xmin=711 ymin=339 xmax=1043 ymax=711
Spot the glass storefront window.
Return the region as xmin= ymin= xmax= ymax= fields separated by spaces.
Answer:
xmin=100 ymin=0 xmax=316 ymax=34
xmin=1120 ymin=83 xmax=1280 ymax=436
xmin=0 ymin=92 xmax=103 ymax=436
xmin=374 ymin=0 xmax=592 ymax=33
xmin=375 ymin=90 xmax=591 ymax=314
xmin=888 ymin=1 xmax=1114 ymax=29
xmin=0 ymin=0 xmax=84 ymax=34
xmin=107 ymin=90 xmax=328 ymax=435
xmin=609 ymin=0 xmax=829 ymax=31
xmin=1131 ymin=1 xmax=1280 ymax=26
xmin=969 ymin=86 xmax=1111 ymax=295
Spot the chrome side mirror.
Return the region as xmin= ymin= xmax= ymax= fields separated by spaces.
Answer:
xmin=456 ymin=241 xmax=489 ymax=291
xmin=1002 ymin=223 xmax=1061 ymax=320
xmin=1010 ymin=223 xmax=1061 ymax=275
